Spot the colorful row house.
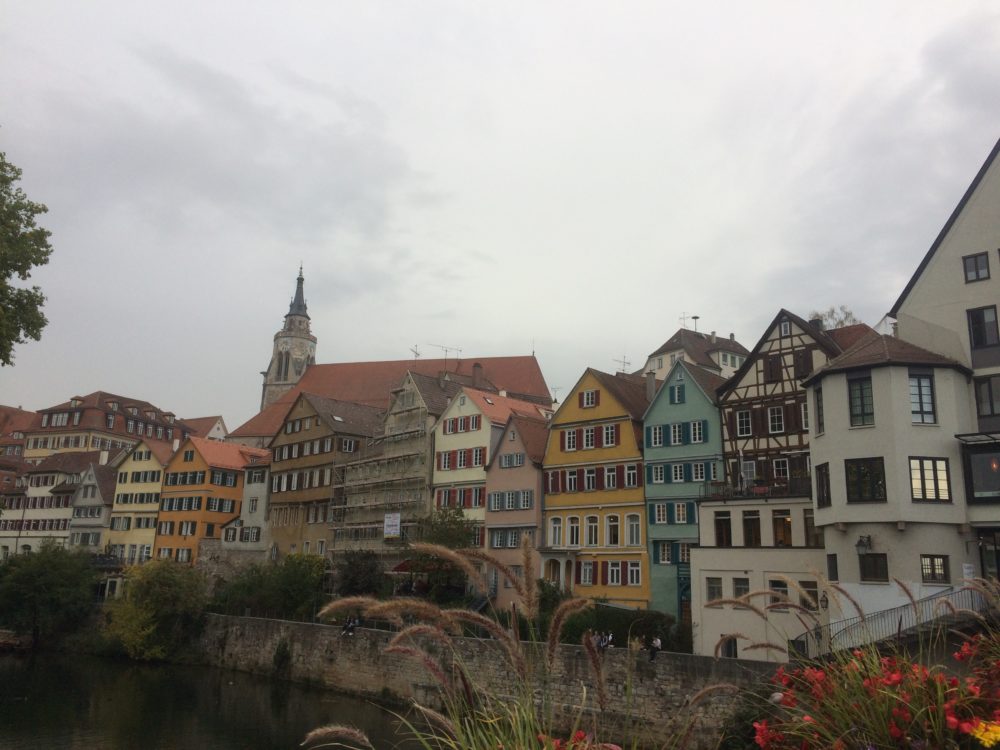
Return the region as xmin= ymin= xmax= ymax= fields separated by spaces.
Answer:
xmin=432 ymin=387 xmax=552 ymax=547
xmin=541 ymin=369 xmax=651 ymax=608
xmin=106 ymin=440 xmax=174 ymax=564
xmin=643 ymin=362 xmax=725 ymax=621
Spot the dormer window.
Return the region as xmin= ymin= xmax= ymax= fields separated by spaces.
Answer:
xmin=129 ymin=407 xmax=138 ymax=416
xmin=70 ymin=399 xmax=81 ymax=408
xmin=780 ymin=321 xmax=791 ymax=337
xmin=109 ymin=401 xmax=119 ymax=411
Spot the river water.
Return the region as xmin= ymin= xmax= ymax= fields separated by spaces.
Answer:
xmin=0 ymin=653 xmax=421 ymax=749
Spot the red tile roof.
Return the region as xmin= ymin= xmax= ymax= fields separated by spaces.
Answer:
xmin=189 ymin=436 xmax=270 ymax=470
xmin=509 ymin=413 xmax=550 ymax=466
xmin=589 ymin=370 xmax=654 ymax=420
xmin=825 ymin=324 xmax=874 ymax=351
xmin=182 ymin=416 xmax=227 ymax=438
xmin=647 ymin=328 xmax=750 ymax=370
xmin=232 ymin=356 xmax=550 ymax=438
xmin=463 ymin=388 xmax=552 ymax=426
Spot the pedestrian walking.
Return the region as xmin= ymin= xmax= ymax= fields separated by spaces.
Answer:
xmin=649 ymin=635 xmax=661 ymax=662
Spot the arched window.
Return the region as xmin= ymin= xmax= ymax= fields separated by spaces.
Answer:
xmin=549 ymin=517 xmax=563 ymax=547
xmin=626 ymin=514 xmax=641 ymax=546
xmin=568 ymin=517 xmax=580 ymax=547
xmin=606 ymin=514 xmax=620 ymax=546
xmin=585 ymin=516 xmax=599 ymax=546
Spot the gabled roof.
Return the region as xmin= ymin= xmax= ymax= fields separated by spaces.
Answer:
xmin=825 ymin=324 xmax=873 ymax=351
xmin=0 ymin=406 xmax=34 ymax=437
xmin=717 ymin=309 xmax=869 ymax=399
xmin=680 ymin=361 xmax=728 ymax=405
xmin=29 ymin=391 xmax=192 ymax=438
xmin=890 ymin=136 xmax=1000 ymax=317
xmin=231 ymin=356 xmax=550 ymax=438
xmin=300 ymin=393 xmax=384 ymax=437
xmin=803 ymin=331 xmax=971 ymax=386
xmin=488 ymin=413 xmax=550 ymax=468
xmin=461 ymin=388 xmax=551 ymax=425
xmin=93 ymin=464 xmax=117 ymax=503
xmin=189 ymin=436 xmax=270 ymax=470
xmin=589 ymin=370 xmax=652 ymax=421
xmin=31 ymin=451 xmax=103 ymax=474
xmin=407 ymin=371 xmax=465 ymax=417
xmin=182 ymin=416 xmax=228 ymax=438
xmin=647 ymin=328 xmax=750 ymax=370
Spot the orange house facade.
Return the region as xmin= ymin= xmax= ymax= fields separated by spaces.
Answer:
xmin=153 ymin=437 xmax=269 ymax=563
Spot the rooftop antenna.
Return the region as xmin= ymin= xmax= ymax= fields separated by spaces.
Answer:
xmin=691 ymin=315 xmax=700 ymax=332
xmin=409 ymin=345 xmax=421 ymax=360
xmin=427 ymin=344 xmax=463 ymax=370
xmin=613 ymin=353 xmax=631 ymax=373
xmin=679 ymin=312 xmax=689 ymax=328
xmin=550 ymin=386 xmax=562 ymax=403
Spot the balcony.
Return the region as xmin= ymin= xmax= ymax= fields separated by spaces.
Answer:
xmin=700 ymin=477 xmax=812 ymax=501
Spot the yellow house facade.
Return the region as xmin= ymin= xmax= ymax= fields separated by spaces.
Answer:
xmin=106 ymin=440 xmax=174 ymax=565
xmin=540 ymin=369 xmax=652 ymax=608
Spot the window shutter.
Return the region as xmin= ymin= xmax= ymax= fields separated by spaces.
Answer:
xmin=637 ymin=464 xmax=644 ymax=487
xmin=619 ymin=562 xmax=627 ymax=585
xmin=578 ymin=392 xmax=585 ymax=408
xmin=601 ymin=561 xmax=609 ymax=585
xmin=561 ymin=471 xmax=569 ymax=491
xmin=702 ymin=419 xmax=709 ymax=441
xmin=787 ymin=403 xmax=800 ymax=432
xmin=682 ymin=422 xmax=690 ymax=445
xmin=577 ymin=468 xmax=584 ymax=488
xmin=576 ymin=428 xmax=583 ymax=447
xmin=436 ymin=453 xmax=442 ymax=470
xmin=451 ymin=451 xmax=458 ymax=469
xmin=688 ymin=502 xmax=696 ymax=523
xmin=652 ymin=543 xmax=660 ymax=564
xmin=645 ymin=426 xmax=652 ymax=445
xmin=671 ymin=542 xmax=679 ymax=565
xmin=679 ymin=384 xmax=685 ymax=403
xmin=684 ymin=463 xmax=693 ymax=482
xmin=595 ymin=427 xmax=603 ymax=448
xmin=646 ymin=464 xmax=653 ymax=484
xmin=560 ymin=431 xmax=566 ymax=450
xmin=596 ymin=470 xmax=604 ymax=490
xmin=617 ymin=465 xmax=625 ymax=486
xmin=664 ymin=466 xmax=672 ymax=484
xmin=575 ymin=562 xmax=582 ymax=584
xmin=466 ymin=449 xmax=473 ymax=466
xmin=667 ymin=504 xmax=674 ymax=524
xmin=726 ymin=411 xmax=735 ymax=439
xmin=613 ymin=424 xmax=620 ymax=445
xmin=668 ymin=388 xmax=675 ymax=405
xmin=595 ymin=390 xmax=600 ymax=406
xmin=752 ymin=408 xmax=765 ymax=435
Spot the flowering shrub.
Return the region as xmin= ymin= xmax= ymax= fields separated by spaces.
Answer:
xmin=538 ymin=729 xmax=623 ymax=749
xmin=751 ymin=635 xmax=1000 ymax=749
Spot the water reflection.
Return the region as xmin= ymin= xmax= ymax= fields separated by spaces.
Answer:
xmin=0 ymin=654 xmax=419 ymax=749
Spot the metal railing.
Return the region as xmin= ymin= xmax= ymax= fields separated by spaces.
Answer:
xmin=701 ymin=478 xmax=812 ymax=500
xmin=790 ymin=586 xmax=989 ymax=659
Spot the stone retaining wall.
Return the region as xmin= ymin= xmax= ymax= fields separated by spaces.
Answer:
xmin=196 ymin=614 xmax=773 ymax=748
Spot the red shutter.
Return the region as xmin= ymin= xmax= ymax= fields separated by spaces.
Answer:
xmin=601 ymin=561 xmax=609 ymax=585
xmin=636 ymin=464 xmax=644 ymax=487
xmin=617 ymin=465 xmax=625 ymax=486
xmin=577 ymin=428 xmax=583 ymax=447
xmin=465 ymin=449 xmax=472 ymax=467
xmin=619 ymin=562 xmax=627 ymax=586
xmin=575 ymin=562 xmax=582 ymax=584
xmin=577 ymin=468 xmax=584 ymax=488
xmin=561 ymin=471 xmax=568 ymax=492
xmin=463 ymin=489 xmax=470 ymax=508
xmin=595 ymin=390 xmax=601 ymax=406
xmin=451 ymin=450 xmax=458 ymax=469
xmin=578 ymin=392 xmax=585 ymax=408
xmin=463 ymin=416 xmax=470 ymax=431
xmin=726 ymin=411 xmax=736 ymax=439
xmin=596 ymin=469 xmax=604 ymax=490
xmin=436 ymin=452 xmax=442 ymax=470
xmin=595 ymin=427 xmax=604 ymax=448
xmin=450 ymin=489 xmax=457 ymax=506
xmin=613 ymin=424 xmax=620 ymax=446
xmin=560 ymin=431 xmax=566 ymax=451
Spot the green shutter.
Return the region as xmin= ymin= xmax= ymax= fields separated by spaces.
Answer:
xmin=646 ymin=464 xmax=653 ymax=484
xmin=652 ymin=541 xmax=660 ymax=564
xmin=687 ymin=502 xmax=696 ymax=524
xmin=683 ymin=463 xmax=692 ymax=482
xmin=682 ymin=422 xmax=690 ymax=445
xmin=667 ymin=503 xmax=675 ymax=524
xmin=702 ymin=419 xmax=709 ymax=441
xmin=671 ymin=542 xmax=679 ymax=565
xmin=645 ymin=426 xmax=652 ymax=446
xmin=677 ymin=384 xmax=685 ymax=403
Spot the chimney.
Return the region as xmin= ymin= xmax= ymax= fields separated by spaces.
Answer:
xmin=729 ymin=332 xmax=735 ymax=341
xmin=438 ymin=372 xmax=447 ymax=390
xmin=472 ymin=362 xmax=483 ymax=387
xmin=646 ymin=370 xmax=656 ymax=402
xmin=99 ymin=450 xmax=109 ymax=466
xmin=710 ymin=331 xmax=717 ymax=344
xmin=809 ymin=318 xmax=824 ymax=330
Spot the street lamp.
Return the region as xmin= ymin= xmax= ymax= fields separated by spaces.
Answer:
xmin=854 ymin=535 xmax=873 ymax=556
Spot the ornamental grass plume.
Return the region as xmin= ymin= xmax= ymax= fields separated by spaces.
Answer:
xmin=301 ymin=724 xmax=375 ymax=749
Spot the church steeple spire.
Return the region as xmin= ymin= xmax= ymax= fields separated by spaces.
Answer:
xmin=260 ymin=266 xmax=318 ymax=411
xmin=287 ymin=263 xmax=309 ymax=319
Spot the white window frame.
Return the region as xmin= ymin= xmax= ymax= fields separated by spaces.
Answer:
xmin=654 ymin=503 xmax=667 ymax=524
xmin=649 ymin=425 xmax=663 ymax=447
xmin=671 ymin=464 xmax=685 ymax=482
xmin=604 ymin=467 xmax=617 ymax=489
xmin=625 ymin=464 xmax=638 ymax=487
xmin=768 ymin=406 xmax=785 ymax=434
xmin=603 ymin=424 xmax=616 ymax=446
xmin=581 ymin=561 xmax=594 ymax=584
xmin=671 ymin=423 xmax=684 ymax=445
xmin=582 ymin=390 xmax=597 ymax=408
xmin=628 ymin=561 xmax=641 ymax=585
xmin=565 ymin=430 xmax=577 ymax=451
xmin=583 ymin=427 xmax=595 ymax=449
xmin=626 ymin=514 xmax=641 ymax=546
xmin=692 ymin=463 xmax=705 ymax=481
xmin=549 ymin=517 xmax=562 ymax=546
xmin=658 ymin=541 xmax=671 ymax=564
xmin=801 ymin=401 xmax=810 ymax=431
xmin=652 ymin=465 xmax=665 ymax=484
xmin=737 ymin=410 xmax=752 ymax=437
xmin=608 ymin=562 xmax=622 ymax=585
xmin=674 ymin=502 xmax=688 ymax=523
xmin=690 ymin=420 xmax=703 ymax=444
xmin=773 ymin=458 xmax=790 ymax=480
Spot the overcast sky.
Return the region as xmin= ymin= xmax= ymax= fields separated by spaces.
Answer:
xmin=1 ymin=2 xmax=999 ymax=429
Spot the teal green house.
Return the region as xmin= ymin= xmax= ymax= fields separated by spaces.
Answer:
xmin=643 ymin=362 xmax=725 ymax=621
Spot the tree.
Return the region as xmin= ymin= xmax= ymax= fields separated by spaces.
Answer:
xmin=105 ymin=560 xmax=207 ymax=660
xmin=335 ymin=549 xmax=386 ymax=597
xmin=0 ymin=541 xmax=96 ymax=648
xmin=0 ymin=151 xmax=53 ymax=366
xmin=808 ymin=305 xmax=860 ymax=330
xmin=421 ymin=506 xmax=476 ymax=549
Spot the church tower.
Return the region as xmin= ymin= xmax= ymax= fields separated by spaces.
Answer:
xmin=260 ymin=266 xmax=317 ymax=411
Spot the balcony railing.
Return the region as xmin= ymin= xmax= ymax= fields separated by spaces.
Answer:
xmin=701 ymin=477 xmax=812 ymax=500
xmin=790 ymin=586 xmax=989 ymax=659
